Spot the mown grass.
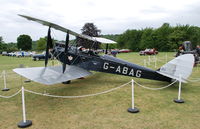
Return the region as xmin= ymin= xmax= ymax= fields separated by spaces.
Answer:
xmin=0 ymin=52 xmax=200 ymax=129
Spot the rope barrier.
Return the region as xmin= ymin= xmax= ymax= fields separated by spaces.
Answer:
xmin=24 ymin=81 xmax=131 ymax=98
xmin=135 ymin=80 xmax=177 ymax=90
xmin=188 ymin=78 xmax=200 ymax=82
xmin=0 ymin=79 xmax=179 ymax=100
xmin=156 ymin=58 xmax=167 ymax=63
xmin=0 ymin=89 xmax=21 ymax=98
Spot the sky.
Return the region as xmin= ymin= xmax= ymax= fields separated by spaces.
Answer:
xmin=1 ymin=0 xmax=200 ymax=43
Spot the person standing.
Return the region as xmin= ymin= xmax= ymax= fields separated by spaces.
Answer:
xmin=196 ymin=45 xmax=200 ymax=55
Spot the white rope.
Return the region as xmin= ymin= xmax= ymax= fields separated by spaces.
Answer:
xmin=135 ymin=80 xmax=177 ymax=90
xmin=0 ymin=89 xmax=22 ymax=98
xmin=156 ymin=58 xmax=167 ymax=63
xmin=24 ymin=81 xmax=131 ymax=98
xmin=188 ymin=78 xmax=200 ymax=82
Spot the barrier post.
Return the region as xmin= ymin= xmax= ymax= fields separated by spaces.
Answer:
xmin=154 ymin=56 xmax=157 ymax=68
xmin=18 ymin=87 xmax=32 ymax=128
xmin=174 ymin=75 xmax=184 ymax=103
xmin=2 ymin=70 xmax=9 ymax=91
xmin=144 ymin=59 xmax=146 ymax=67
xmin=148 ymin=56 xmax=150 ymax=65
xmin=128 ymin=79 xmax=139 ymax=113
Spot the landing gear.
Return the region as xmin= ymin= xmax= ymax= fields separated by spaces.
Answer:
xmin=62 ymin=80 xmax=71 ymax=84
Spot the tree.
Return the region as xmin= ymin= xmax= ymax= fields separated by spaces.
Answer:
xmin=185 ymin=26 xmax=200 ymax=48
xmin=117 ymin=29 xmax=143 ymax=51
xmin=0 ymin=36 xmax=3 ymax=43
xmin=36 ymin=37 xmax=46 ymax=51
xmin=78 ymin=23 xmax=101 ymax=49
xmin=17 ymin=34 xmax=32 ymax=50
xmin=139 ymin=28 xmax=154 ymax=49
xmin=152 ymin=23 xmax=173 ymax=51
xmin=6 ymin=43 xmax=18 ymax=52
xmin=0 ymin=36 xmax=5 ymax=52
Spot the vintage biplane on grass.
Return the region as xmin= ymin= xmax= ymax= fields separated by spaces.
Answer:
xmin=13 ymin=15 xmax=194 ymax=85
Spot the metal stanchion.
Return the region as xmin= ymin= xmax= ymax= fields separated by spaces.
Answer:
xmin=174 ymin=75 xmax=184 ymax=103
xmin=128 ymin=79 xmax=139 ymax=113
xmin=2 ymin=70 xmax=9 ymax=91
xmin=18 ymin=87 xmax=32 ymax=128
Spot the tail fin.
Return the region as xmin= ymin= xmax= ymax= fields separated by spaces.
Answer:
xmin=157 ymin=54 xmax=194 ymax=83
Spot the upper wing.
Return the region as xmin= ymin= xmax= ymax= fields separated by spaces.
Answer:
xmin=13 ymin=65 xmax=92 ymax=85
xmin=18 ymin=14 xmax=116 ymax=44
xmin=93 ymin=37 xmax=117 ymax=44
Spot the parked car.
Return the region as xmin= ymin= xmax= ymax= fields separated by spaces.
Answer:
xmin=16 ymin=51 xmax=24 ymax=57
xmin=139 ymin=49 xmax=158 ymax=55
xmin=15 ymin=51 xmax=32 ymax=57
xmin=119 ymin=49 xmax=131 ymax=53
xmin=8 ymin=52 xmax=16 ymax=56
xmin=32 ymin=52 xmax=52 ymax=61
xmin=2 ymin=51 xmax=8 ymax=56
xmin=24 ymin=52 xmax=32 ymax=57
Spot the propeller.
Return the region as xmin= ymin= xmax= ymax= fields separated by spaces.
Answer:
xmin=45 ymin=26 xmax=53 ymax=67
xmin=65 ymin=32 xmax=69 ymax=54
xmin=62 ymin=32 xmax=70 ymax=73
xmin=105 ymin=44 xmax=108 ymax=54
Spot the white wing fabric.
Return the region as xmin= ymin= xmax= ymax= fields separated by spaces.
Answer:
xmin=13 ymin=65 xmax=91 ymax=85
xmin=93 ymin=37 xmax=117 ymax=44
xmin=18 ymin=15 xmax=116 ymax=44
xmin=157 ymin=54 xmax=194 ymax=82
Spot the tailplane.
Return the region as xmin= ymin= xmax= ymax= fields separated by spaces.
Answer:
xmin=157 ymin=54 xmax=194 ymax=83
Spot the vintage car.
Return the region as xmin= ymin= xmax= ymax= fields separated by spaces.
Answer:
xmin=119 ymin=49 xmax=131 ymax=53
xmin=139 ymin=49 xmax=158 ymax=55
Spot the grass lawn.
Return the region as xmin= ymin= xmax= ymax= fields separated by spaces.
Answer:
xmin=0 ymin=52 xmax=200 ymax=129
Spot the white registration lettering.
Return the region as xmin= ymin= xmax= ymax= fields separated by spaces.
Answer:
xmin=103 ymin=62 xmax=109 ymax=70
xmin=136 ymin=70 xmax=142 ymax=77
xmin=129 ymin=69 xmax=134 ymax=76
xmin=116 ymin=66 xmax=121 ymax=73
xmin=122 ymin=67 xmax=128 ymax=74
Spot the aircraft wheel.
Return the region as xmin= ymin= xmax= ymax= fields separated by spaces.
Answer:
xmin=62 ymin=80 xmax=71 ymax=84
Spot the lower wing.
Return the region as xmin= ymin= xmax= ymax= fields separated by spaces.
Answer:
xmin=13 ymin=65 xmax=92 ymax=85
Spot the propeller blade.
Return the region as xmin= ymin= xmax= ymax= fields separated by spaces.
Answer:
xmin=65 ymin=32 xmax=69 ymax=53
xmin=63 ymin=32 xmax=70 ymax=73
xmin=62 ymin=63 xmax=66 ymax=73
xmin=105 ymin=44 xmax=108 ymax=54
xmin=45 ymin=27 xmax=52 ymax=67
xmin=49 ymin=36 xmax=53 ymax=49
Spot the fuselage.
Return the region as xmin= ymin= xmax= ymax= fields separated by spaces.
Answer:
xmin=53 ymin=44 xmax=171 ymax=82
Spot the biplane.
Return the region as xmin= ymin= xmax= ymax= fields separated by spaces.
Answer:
xmin=13 ymin=15 xmax=195 ymax=85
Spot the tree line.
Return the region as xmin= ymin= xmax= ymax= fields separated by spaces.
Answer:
xmin=1 ymin=23 xmax=200 ymax=52
xmin=117 ymin=23 xmax=200 ymax=51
